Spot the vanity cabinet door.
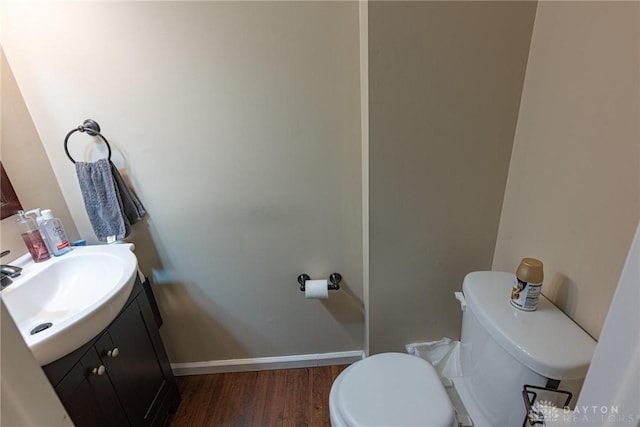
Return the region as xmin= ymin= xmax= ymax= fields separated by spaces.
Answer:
xmin=95 ymin=297 xmax=169 ymax=426
xmin=45 ymin=277 xmax=180 ymax=427
xmin=55 ymin=347 xmax=129 ymax=427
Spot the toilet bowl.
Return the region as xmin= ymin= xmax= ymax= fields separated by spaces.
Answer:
xmin=329 ymin=353 xmax=455 ymax=427
xmin=329 ymin=271 xmax=597 ymax=427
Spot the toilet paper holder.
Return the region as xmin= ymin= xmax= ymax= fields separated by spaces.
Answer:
xmin=297 ymin=273 xmax=342 ymax=291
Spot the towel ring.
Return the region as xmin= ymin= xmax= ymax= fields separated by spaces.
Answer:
xmin=64 ymin=119 xmax=112 ymax=164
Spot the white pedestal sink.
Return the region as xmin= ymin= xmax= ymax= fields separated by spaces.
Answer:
xmin=0 ymin=244 xmax=138 ymax=366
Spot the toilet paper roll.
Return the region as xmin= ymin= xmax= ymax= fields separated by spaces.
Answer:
xmin=305 ymin=279 xmax=329 ymax=299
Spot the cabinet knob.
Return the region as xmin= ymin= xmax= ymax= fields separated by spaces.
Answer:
xmin=92 ymin=365 xmax=106 ymax=376
xmin=107 ymin=347 xmax=120 ymax=358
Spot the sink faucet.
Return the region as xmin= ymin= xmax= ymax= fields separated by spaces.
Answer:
xmin=1 ymin=250 xmax=22 ymax=289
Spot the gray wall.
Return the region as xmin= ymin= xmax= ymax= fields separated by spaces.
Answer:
xmin=369 ymin=1 xmax=537 ymax=353
xmin=2 ymin=1 xmax=363 ymax=363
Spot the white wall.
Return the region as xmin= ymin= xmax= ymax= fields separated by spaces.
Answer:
xmin=2 ymin=1 xmax=363 ymax=363
xmin=0 ymin=300 xmax=73 ymax=427
xmin=368 ymin=1 xmax=537 ymax=353
xmin=1 ymin=48 xmax=79 ymax=259
xmin=493 ymin=1 xmax=640 ymax=340
xmin=0 ymin=45 xmax=84 ymax=426
xmin=571 ymin=222 xmax=640 ymax=426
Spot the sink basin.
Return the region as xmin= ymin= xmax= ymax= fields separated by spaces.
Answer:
xmin=0 ymin=244 xmax=138 ymax=365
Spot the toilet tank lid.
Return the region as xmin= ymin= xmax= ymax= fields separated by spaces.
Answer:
xmin=462 ymin=271 xmax=596 ymax=380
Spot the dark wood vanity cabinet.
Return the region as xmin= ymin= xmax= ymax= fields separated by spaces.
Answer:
xmin=44 ymin=277 xmax=180 ymax=426
xmin=55 ymin=346 xmax=129 ymax=426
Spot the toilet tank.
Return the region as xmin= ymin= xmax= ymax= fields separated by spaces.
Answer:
xmin=459 ymin=271 xmax=596 ymax=426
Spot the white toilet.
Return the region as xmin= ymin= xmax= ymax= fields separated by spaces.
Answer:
xmin=329 ymin=271 xmax=597 ymax=427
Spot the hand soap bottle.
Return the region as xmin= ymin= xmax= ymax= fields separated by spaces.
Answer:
xmin=25 ymin=208 xmax=52 ymax=254
xmin=40 ymin=209 xmax=71 ymax=256
xmin=16 ymin=210 xmax=50 ymax=262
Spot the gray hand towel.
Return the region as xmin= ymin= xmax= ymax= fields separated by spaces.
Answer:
xmin=75 ymin=158 xmax=146 ymax=242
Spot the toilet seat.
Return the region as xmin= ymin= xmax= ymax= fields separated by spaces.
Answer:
xmin=329 ymin=353 xmax=454 ymax=427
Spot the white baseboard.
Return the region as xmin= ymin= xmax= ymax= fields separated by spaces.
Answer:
xmin=171 ymin=350 xmax=365 ymax=376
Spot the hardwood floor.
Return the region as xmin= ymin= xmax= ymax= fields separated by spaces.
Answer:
xmin=167 ymin=365 xmax=347 ymax=427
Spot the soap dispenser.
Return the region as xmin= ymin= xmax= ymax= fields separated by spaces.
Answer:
xmin=16 ymin=210 xmax=50 ymax=262
xmin=25 ymin=208 xmax=52 ymax=254
xmin=40 ymin=209 xmax=71 ymax=256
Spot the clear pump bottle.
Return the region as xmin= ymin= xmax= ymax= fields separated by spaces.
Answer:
xmin=40 ymin=209 xmax=71 ymax=256
xmin=16 ymin=210 xmax=50 ymax=262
